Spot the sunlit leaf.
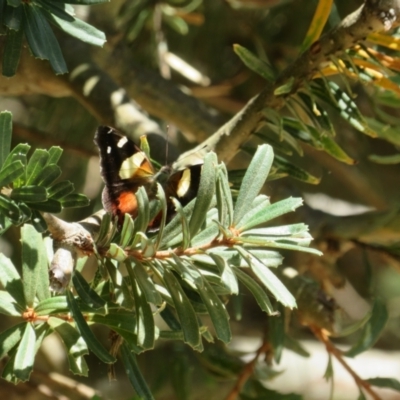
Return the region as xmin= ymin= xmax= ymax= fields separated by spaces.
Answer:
xmin=14 ymin=323 xmax=35 ymax=381
xmin=233 ymin=144 xmax=274 ymax=226
xmin=300 ymin=0 xmax=333 ymax=52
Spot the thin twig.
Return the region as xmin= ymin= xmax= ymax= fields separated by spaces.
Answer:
xmin=311 ymin=326 xmax=382 ymax=400
xmin=224 ymin=339 xmax=271 ymax=400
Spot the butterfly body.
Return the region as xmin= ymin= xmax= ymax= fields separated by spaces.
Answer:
xmin=94 ymin=126 xmax=202 ymax=228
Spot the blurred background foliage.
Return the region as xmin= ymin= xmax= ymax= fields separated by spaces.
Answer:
xmin=2 ymin=0 xmax=400 ymax=399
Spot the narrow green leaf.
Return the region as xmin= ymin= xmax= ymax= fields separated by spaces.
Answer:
xmin=345 ymin=298 xmax=388 ymax=357
xmin=0 ymin=253 xmax=25 ymax=307
xmin=41 ymin=2 xmax=106 ymax=47
xmin=0 ymin=194 xmax=20 ymax=223
xmin=120 ymin=213 xmax=135 ymax=248
xmin=163 ymin=267 xmax=201 ymax=349
xmin=282 ymin=115 xmax=355 ymax=165
xmin=274 ymin=155 xmax=320 ymax=184
xmin=233 ymin=144 xmax=274 ymax=226
xmin=216 ymin=164 xmax=233 ymax=227
xmin=369 ymin=153 xmax=400 ymax=164
xmin=209 ymin=254 xmax=238 ymax=295
xmin=189 ymin=152 xmax=217 ymax=238
xmin=72 ymin=270 xmax=106 ymax=309
xmin=66 ymin=291 xmax=116 ymax=363
xmin=25 ymin=149 xmax=49 ymax=185
xmin=0 ymin=290 xmax=23 ymax=316
xmin=132 ymin=261 xmax=163 ymax=306
xmin=171 ymin=198 xmax=190 ymax=249
xmin=160 ymin=305 xmax=182 ymax=331
xmin=163 ymin=13 xmax=188 ymax=35
xmin=21 ymin=224 xmax=46 ymax=306
xmin=35 ymin=164 xmax=62 ymax=187
xmin=235 ymin=268 xmax=276 ymax=315
xmin=47 ymin=317 xmax=89 ymax=376
xmin=0 ymin=214 xmax=11 ymax=235
xmin=312 ymin=80 xmax=376 ymax=137
xmin=2 ymin=143 xmax=30 ymax=172
xmin=23 ymin=3 xmax=68 ymax=74
xmin=324 ymin=354 xmax=334 ymax=381
xmin=33 ymin=230 xmax=50 ymax=302
xmin=90 ymin=311 xmax=136 ymax=334
xmin=237 ymin=247 xmax=296 ymax=309
xmin=152 ymin=183 xmax=167 ymax=251
xmin=1 ymin=324 xmax=48 ymax=383
xmin=190 ymin=220 xmax=219 ymax=248
xmin=366 ymin=377 xmax=400 ymax=392
xmin=231 ymin=195 xmax=269 ymax=231
xmin=35 ymin=295 xmax=68 ymax=316
xmin=169 ymin=254 xmax=202 ymax=288
xmin=236 ymin=197 xmax=303 ymax=231
xmin=269 ymin=304 xmax=285 ymax=362
xmin=126 ymin=8 xmax=150 ymax=42
xmin=274 ymin=77 xmax=294 ymax=95
xmin=0 ymin=111 xmax=13 ymax=169
xmin=46 ymin=146 xmax=63 ymax=165
xmin=196 ymin=279 xmax=231 ymax=343
xmin=233 ymin=44 xmax=275 ymax=81
xmin=365 ymin=118 xmax=400 ymax=146
xmin=297 ymin=92 xmax=335 ymax=136
xmin=134 ymin=186 xmax=150 ymax=233
xmin=0 ymin=160 xmax=24 ymax=187
xmin=2 ymin=27 xmax=23 ymax=77
xmin=29 ymin=198 xmax=62 ymax=213
xmin=196 ymin=248 xmax=281 ymax=268
xmin=11 ymin=186 xmax=47 ymax=202
xmin=120 ymin=342 xmax=155 ymax=400
xmin=30 ymin=209 xmax=47 ymax=232
xmin=47 ymin=180 xmax=74 ymax=199
xmin=14 ymin=323 xmax=36 ymax=382
xmin=4 ymin=4 xmax=22 ymax=29
xmin=131 ymin=279 xmax=155 ymax=350
xmin=160 ymin=198 xmax=196 ymax=248
xmin=17 ymin=202 xmax=31 ymax=223
xmin=0 ymin=322 xmax=25 ymax=359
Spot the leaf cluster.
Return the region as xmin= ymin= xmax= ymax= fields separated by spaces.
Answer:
xmin=234 ymin=32 xmax=400 ymax=169
xmin=0 ymin=111 xmax=89 ymax=233
xmin=0 ymin=0 xmax=106 ymax=76
xmin=0 ymin=124 xmax=321 ymax=396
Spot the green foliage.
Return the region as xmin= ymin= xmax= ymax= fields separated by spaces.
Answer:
xmin=1 ymin=0 xmax=106 ymax=76
xmin=0 ymin=111 xmax=89 ymax=233
xmin=0 ymin=129 xmax=321 ymax=394
xmin=2 ymin=1 xmax=400 ymax=398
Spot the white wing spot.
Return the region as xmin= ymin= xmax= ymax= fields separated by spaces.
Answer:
xmin=177 ymin=169 xmax=191 ymax=197
xmin=119 ymin=152 xmax=145 ymax=179
xmin=117 ymin=137 xmax=128 ymax=148
xmin=107 ymin=146 xmax=112 ymax=154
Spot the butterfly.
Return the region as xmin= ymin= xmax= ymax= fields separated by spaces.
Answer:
xmin=94 ymin=126 xmax=202 ymax=229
